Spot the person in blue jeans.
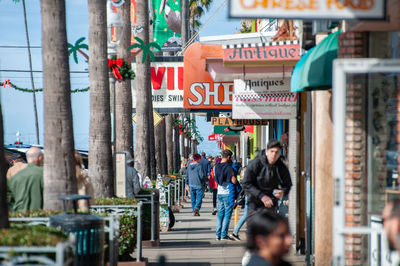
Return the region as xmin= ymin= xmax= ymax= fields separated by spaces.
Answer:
xmin=186 ymin=153 xmax=205 ymax=216
xmin=231 ymin=195 xmax=248 ymax=241
xmin=214 ymin=149 xmax=237 ymax=241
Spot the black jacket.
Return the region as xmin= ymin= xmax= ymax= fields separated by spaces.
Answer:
xmin=242 ymin=150 xmax=292 ymax=208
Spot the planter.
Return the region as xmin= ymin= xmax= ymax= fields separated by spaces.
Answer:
xmin=0 ymin=224 xmax=73 ymax=266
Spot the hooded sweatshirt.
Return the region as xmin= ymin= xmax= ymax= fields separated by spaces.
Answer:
xmin=186 ymin=161 xmax=205 ymax=188
xmin=242 ymin=149 xmax=292 ymax=208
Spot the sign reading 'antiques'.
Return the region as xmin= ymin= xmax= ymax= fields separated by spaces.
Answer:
xmin=223 ymin=42 xmax=300 ymax=64
xmin=229 ymin=0 xmax=385 ymax=20
xmin=211 ymin=117 xmax=268 ymax=126
xmin=232 ymin=79 xmax=297 ymax=119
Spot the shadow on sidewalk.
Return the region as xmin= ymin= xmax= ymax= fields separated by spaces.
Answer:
xmin=149 ymin=255 xmax=212 ymax=266
xmin=159 ymin=240 xmax=244 ymax=248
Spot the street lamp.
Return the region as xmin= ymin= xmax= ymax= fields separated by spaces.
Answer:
xmin=106 ymin=0 xmax=124 ymax=146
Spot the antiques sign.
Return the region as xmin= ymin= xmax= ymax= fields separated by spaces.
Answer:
xmin=223 ymin=42 xmax=300 ymax=64
xmin=211 ymin=117 xmax=268 ymax=126
xmin=232 ymin=79 xmax=297 ymax=119
xmin=229 ymin=0 xmax=385 ymax=20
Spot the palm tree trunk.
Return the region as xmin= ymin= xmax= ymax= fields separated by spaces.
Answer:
xmin=115 ymin=2 xmax=133 ymax=157
xmin=41 ymin=0 xmax=77 ymax=210
xmin=155 ymin=121 xmax=162 ymax=175
xmin=160 ymin=117 xmax=168 ymax=174
xmin=181 ymin=0 xmax=189 ymax=45
xmin=88 ymin=0 xmax=114 ymax=197
xmin=22 ymin=0 xmax=40 ymax=145
xmin=135 ymin=0 xmax=152 ymax=179
xmin=174 ymin=115 xmax=180 ymax=173
xmin=148 ymin=107 xmax=156 ymax=179
xmin=166 ymin=114 xmax=174 ymax=174
xmin=0 ymin=104 xmax=9 ymax=229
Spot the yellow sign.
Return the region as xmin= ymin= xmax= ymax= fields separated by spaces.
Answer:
xmin=211 ymin=117 xmax=268 ymax=126
xmin=132 ymin=110 xmax=163 ymax=127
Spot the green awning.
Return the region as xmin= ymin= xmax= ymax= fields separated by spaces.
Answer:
xmin=291 ymin=30 xmax=341 ymax=92
xmin=213 ymin=126 xmax=240 ymax=135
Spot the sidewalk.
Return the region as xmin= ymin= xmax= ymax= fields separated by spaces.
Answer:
xmin=142 ymin=192 xmax=306 ymax=266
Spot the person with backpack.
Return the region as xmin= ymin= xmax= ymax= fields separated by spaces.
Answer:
xmin=214 ymin=149 xmax=238 ymax=240
xmin=186 ymin=153 xmax=205 ymax=216
xmin=242 ymin=139 xmax=292 ymax=218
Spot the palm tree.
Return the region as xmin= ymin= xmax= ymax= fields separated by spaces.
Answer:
xmin=0 ymin=104 xmax=9 ymax=229
xmin=68 ymin=37 xmax=89 ymax=64
xmin=41 ymin=0 xmax=77 ymax=210
xmin=135 ymin=0 xmax=154 ymax=179
xmin=88 ymin=0 xmax=114 ymax=197
xmin=189 ymin=0 xmax=212 ymax=35
xmin=12 ymin=0 xmax=40 ymax=145
xmin=127 ymin=37 xmax=161 ymax=63
xmin=114 ymin=2 xmax=134 ymax=158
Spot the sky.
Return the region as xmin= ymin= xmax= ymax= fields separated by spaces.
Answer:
xmin=0 ymin=0 xmax=240 ymax=156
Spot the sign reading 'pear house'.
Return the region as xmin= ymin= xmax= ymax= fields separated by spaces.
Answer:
xmin=232 ymin=79 xmax=297 ymax=120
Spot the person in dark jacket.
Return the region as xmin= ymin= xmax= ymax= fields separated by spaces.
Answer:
xmin=186 ymin=153 xmax=205 ymax=216
xmin=242 ymin=139 xmax=292 ymax=218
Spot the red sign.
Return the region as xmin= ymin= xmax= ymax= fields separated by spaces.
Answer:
xmin=223 ymin=42 xmax=300 ymax=64
xmin=151 ymin=65 xmax=183 ymax=90
xmin=208 ymin=134 xmax=217 ymax=141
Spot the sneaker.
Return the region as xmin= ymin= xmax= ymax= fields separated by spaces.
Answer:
xmin=194 ymin=208 xmax=200 ymax=216
xmin=230 ymin=233 xmax=240 ymax=241
xmin=212 ymin=209 xmax=217 ymax=215
xmin=216 ymin=236 xmax=221 ymax=241
xmin=221 ymin=235 xmax=233 ymax=241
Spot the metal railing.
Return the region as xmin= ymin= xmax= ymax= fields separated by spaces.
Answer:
xmin=0 ymin=235 xmax=75 ymax=266
xmin=90 ymin=201 xmax=143 ymax=263
xmin=135 ymin=192 xmax=157 ymax=242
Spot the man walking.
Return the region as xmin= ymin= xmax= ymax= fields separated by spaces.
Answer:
xmin=214 ymin=149 xmax=237 ymax=240
xmin=242 ymin=139 xmax=292 ymax=217
xmin=200 ymin=152 xmax=211 ymax=191
xmin=186 ymin=153 xmax=205 ymax=216
xmin=8 ymin=147 xmax=44 ymax=212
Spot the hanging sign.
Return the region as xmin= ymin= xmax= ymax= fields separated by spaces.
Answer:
xmin=183 ymin=42 xmax=233 ymax=110
xmin=229 ymin=0 xmax=385 ymax=20
xmin=211 ymin=117 xmax=268 ymax=126
xmin=132 ymin=61 xmax=184 ymax=112
xmin=232 ymin=79 xmax=297 ymax=119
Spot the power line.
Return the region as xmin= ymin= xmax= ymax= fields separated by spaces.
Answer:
xmin=0 ymin=45 xmax=41 ymax=49
xmin=0 ymin=69 xmax=88 ymax=73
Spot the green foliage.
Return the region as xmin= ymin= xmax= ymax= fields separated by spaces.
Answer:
xmin=9 ymin=209 xmax=62 ymax=217
xmin=0 ymin=224 xmax=68 ymax=247
xmin=127 ymin=37 xmax=161 ymax=63
xmin=117 ymin=213 xmax=137 ymax=261
xmin=0 ymin=80 xmax=89 ymax=93
xmin=94 ymin=197 xmax=138 ymax=205
xmin=68 ymin=37 xmax=89 ymax=64
xmin=240 ymin=21 xmax=252 ymax=33
xmin=108 ymin=56 xmax=136 ymax=81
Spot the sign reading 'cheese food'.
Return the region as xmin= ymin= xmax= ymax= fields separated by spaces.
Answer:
xmin=229 ymin=0 xmax=385 ymax=20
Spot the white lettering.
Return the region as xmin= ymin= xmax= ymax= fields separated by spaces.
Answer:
xmin=188 ymin=83 xmax=204 ymax=105
xmin=204 ymin=83 xmax=220 ymax=105
xmin=221 ymin=83 xmax=233 ymax=105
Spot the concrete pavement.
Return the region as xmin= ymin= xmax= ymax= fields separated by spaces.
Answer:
xmin=142 ymin=192 xmax=306 ymax=266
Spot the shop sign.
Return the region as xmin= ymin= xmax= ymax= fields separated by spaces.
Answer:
xmin=132 ymin=61 xmax=184 ymax=111
xmin=229 ymin=0 xmax=385 ymax=20
xmin=223 ymin=42 xmax=300 ymax=64
xmin=208 ymin=134 xmax=221 ymax=141
xmin=232 ymin=79 xmax=297 ymax=119
xmin=211 ymin=117 xmax=268 ymax=126
xmin=184 ymin=42 xmax=233 ymax=110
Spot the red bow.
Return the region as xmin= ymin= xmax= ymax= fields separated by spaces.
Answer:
xmin=108 ymin=58 xmax=123 ymax=80
xmin=178 ymin=125 xmax=182 ymax=136
xmin=2 ymin=79 xmax=10 ymax=87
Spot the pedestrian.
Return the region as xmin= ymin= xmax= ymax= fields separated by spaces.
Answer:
xmin=231 ymin=167 xmax=248 ymax=241
xmin=382 ymin=198 xmax=400 ymax=254
xmin=245 ymin=210 xmax=292 ymax=266
xmin=74 ymin=150 xmax=94 ymax=211
xmin=200 ymin=152 xmax=211 ymax=192
xmin=186 ymin=153 xmax=205 ymax=216
xmin=179 ymin=158 xmax=188 ymax=176
xmin=209 ymin=157 xmax=221 ymax=215
xmin=242 ymin=139 xmax=292 ymax=217
xmin=214 ymin=149 xmax=237 ymax=241
xmin=7 ymin=147 xmax=44 ymax=212
xmin=6 ymin=153 xmax=27 ymax=179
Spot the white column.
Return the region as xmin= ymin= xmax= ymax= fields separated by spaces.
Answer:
xmin=288 ymin=118 xmax=298 ymax=248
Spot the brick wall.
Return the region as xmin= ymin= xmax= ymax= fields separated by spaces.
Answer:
xmin=338 ymin=32 xmax=369 ymax=266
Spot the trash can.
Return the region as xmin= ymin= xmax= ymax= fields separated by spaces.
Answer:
xmin=50 ymin=194 xmax=105 ymax=266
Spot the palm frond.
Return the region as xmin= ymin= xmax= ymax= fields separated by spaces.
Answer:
xmin=79 ymin=43 xmax=89 ymax=50
xmin=127 ymin=43 xmax=142 ymax=51
xmin=73 ymin=52 xmax=79 ymax=64
xmin=75 ymin=37 xmax=86 ymax=45
xmin=134 ymin=37 xmax=145 ymax=46
xmin=68 ymin=43 xmax=74 ymax=49
xmin=148 ymin=42 xmax=161 ymax=51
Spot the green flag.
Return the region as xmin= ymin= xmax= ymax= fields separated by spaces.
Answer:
xmin=152 ymin=0 xmax=182 ymax=52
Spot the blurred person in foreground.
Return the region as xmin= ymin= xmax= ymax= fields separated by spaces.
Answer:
xmin=382 ymin=198 xmax=400 ymax=254
xmin=6 ymin=153 xmax=27 ymax=179
xmin=7 ymin=147 xmax=43 ymax=212
xmin=245 ymin=210 xmax=292 ymax=266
